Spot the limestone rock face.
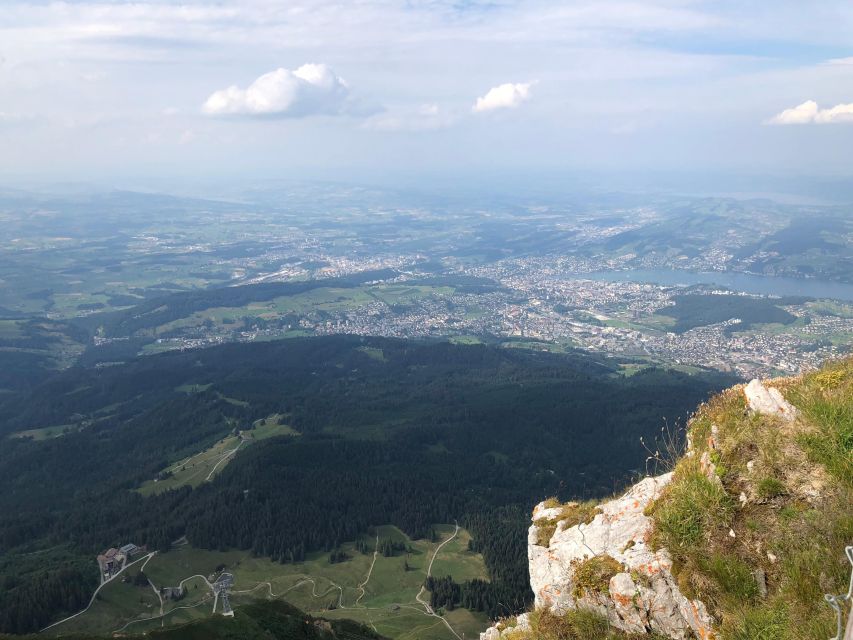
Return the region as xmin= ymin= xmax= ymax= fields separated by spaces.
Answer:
xmin=480 ymin=377 xmax=810 ymax=640
xmin=744 ymin=379 xmax=797 ymax=421
xmin=480 ymin=612 xmax=530 ymax=639
xmin=527 ymin=474 xmax=715 ymax=640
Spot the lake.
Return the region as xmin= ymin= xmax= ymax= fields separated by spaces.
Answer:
xmin=579 ymin=269 xmax=853 ymax=302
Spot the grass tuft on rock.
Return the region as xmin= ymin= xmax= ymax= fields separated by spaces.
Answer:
xmin=534 ymin=501 xmax=601 ymax=548
xmin=646 ymin=356 xmax=853 ymax=640
xmin=510 ymin=608 xmax=669 ymax=640
xmin=571 ymin=555 xmax=624 ymax=599
xmin=647 ymin=460 xmax=734 ymax=549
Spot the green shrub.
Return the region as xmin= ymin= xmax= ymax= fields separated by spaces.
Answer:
xmin=534 ymin=501 xmax=601 ymax=548
xmin=525 ymin=608 xmax=670 ymax=640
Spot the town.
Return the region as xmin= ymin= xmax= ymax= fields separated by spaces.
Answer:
xmin=127 ymin=252 xmax=850 ymax=380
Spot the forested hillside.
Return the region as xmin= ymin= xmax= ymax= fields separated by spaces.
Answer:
xmin=0 ymin=336 xmax=733 ymax=633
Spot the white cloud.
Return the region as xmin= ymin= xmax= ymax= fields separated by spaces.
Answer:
xmin=472 ymin=82 xmax=532 ymax=113
xmin=767 ymin=100 xmax=819 ymax=124
xmin=203 ymin=64 xmax=350 ymax=117
xmin=767 ymin=100 xmax=853 ymax=124
xmin=814 ymin=103 xmax=853 ymax=124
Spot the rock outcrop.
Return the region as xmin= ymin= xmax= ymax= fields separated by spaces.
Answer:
xmin=479 ymin=369 xmax=852 ymax=640
xmin=480 ymin=474 xmax=715 ymax=639
xmin=526 ymin=474 xmax=714 ymax=639
xmin=743 ymin=378 xmax=798 ymax=421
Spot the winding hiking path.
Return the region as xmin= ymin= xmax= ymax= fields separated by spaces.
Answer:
xmin=85 ymin=524 xmax=463 ymax=639
xmin=234 ymin=577 xmax=344 ymax=606
xmin=354 ymin=534 xmax=381 ymax=631
xmin=355 ymin=533 xmax=380 ymax=607
xmin=178 ymin=573 xmax=215 ymax=591
xmin=415 ymin=522 xmax=462 ymax=640
xmin=113 ymin=598 xmax=211 ymax=634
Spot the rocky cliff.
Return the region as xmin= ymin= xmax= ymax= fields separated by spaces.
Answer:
xmin=481 ymin=357 xmax=852 ymax=640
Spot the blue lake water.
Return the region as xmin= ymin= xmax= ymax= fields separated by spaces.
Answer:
xmin=579 ymin=269 xmax=853 ymax=302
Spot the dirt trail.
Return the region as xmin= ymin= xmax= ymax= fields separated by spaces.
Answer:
xmin=415 ymin=522 xmax=462 ymax=640
xmin=205 ymin=439 xmax=244 ymax=481
xmin=355 ymin=533 xmax=380 ymax=606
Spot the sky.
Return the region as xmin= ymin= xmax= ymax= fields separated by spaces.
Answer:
xmin=1 ymin=0 xmax=853 ymax=184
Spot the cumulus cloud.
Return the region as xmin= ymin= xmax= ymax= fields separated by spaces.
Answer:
xmin=203 ymin=64 xmax=351 ymax=117
xmin=814 ymin=103 xmax=853 ymax=123
xmin=767 ymin=100 xmax=853 ymax=125
xmin=472 ymin=82 xmax=532 ymax=113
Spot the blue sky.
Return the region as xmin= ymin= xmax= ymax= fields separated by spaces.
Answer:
xmin=0 ymin=0 xmax=852 ymax=183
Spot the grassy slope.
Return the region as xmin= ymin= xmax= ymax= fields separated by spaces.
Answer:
xmin=648 ymin=356 xmax=852 ymax=640
xmin=137 ymin=415 xmax=298 ymax=496
xmin=52 ymin=525 xmax=488 ymax=640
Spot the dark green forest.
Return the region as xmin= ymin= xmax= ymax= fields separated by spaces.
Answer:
xmin=0 ymin=336 xmax=733 ymax=633
xmin=659 ymin=293 xmax=803 ymax=333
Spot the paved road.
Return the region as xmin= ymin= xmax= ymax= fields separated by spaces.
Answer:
xmin=40 ymin=552 xmax=157 ymax=632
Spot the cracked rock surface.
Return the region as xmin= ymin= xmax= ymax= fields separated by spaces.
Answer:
xmin=526 ymin=475 xmax=714 ymax=639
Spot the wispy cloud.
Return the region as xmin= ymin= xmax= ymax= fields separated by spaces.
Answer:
xmin=767 ymin=100 xmax=853 ymax=124
xmin=472 ymin=82 xmax=532 ymax=113
xmin=363 ymin=104 xmax=456 ymax=132
xmin=203 ymin=64 xmax=351 ymax=118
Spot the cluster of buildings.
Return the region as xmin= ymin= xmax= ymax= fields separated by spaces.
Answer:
xmin=97 ymin=543 xmax=143 ymax=580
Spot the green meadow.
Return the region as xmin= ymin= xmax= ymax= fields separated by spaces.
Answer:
xmin=53 ymin=524 xmax=489 ymax=640
xmin=137 ymin=415 xmax=298 ymax=496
